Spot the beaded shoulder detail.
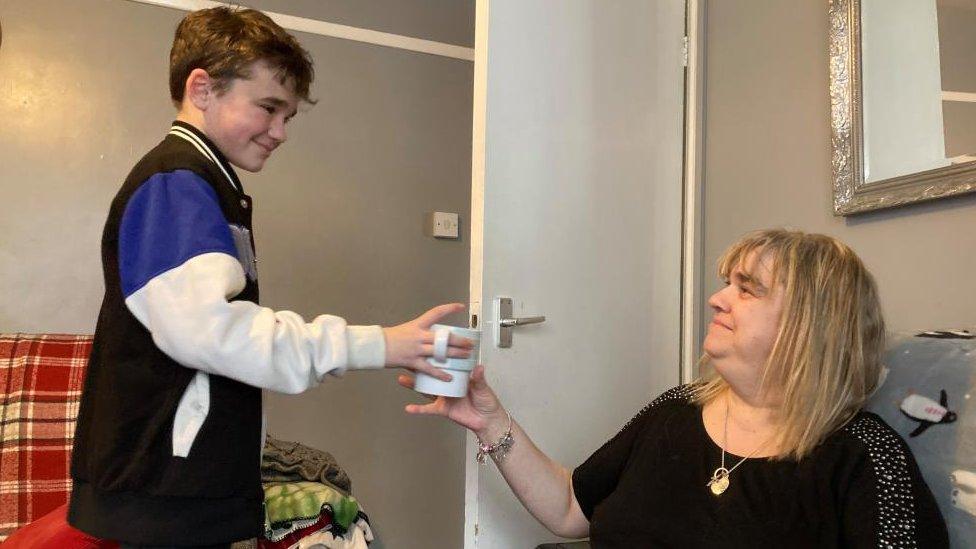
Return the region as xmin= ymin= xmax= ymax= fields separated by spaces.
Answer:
xmin=843 ymin=414 xmax=919 ymax=548
xmin=617 ymin=384 xmax=698 ymax=433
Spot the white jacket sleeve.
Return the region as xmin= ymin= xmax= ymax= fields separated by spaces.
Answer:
xmin=118 ymin=170 xmax=385 ymax=394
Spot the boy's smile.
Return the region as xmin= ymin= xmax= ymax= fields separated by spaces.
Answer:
xmin=194 ymin=61 xmax=300 ymax=172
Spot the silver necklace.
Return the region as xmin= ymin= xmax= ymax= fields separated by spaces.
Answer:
xmin=706 ymin=396 xmax=771 ymax=496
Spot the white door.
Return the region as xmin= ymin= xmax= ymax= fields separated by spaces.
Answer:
xmin=466 ymin=1 xmax=688 ymax=547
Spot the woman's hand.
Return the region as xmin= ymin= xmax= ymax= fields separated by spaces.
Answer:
xmin=383 ymin=303 xmax=473 ymax=381
xmin=398 ymin=365 xmax=508 ymax=439
xmin=401 ymin=364 xmax=590 ymax=539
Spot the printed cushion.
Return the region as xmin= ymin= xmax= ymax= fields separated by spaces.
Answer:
xmin=866 ymin=331 xmax=976 ymax=548
xmin=0 ymin=333 xmax=92 ymax=541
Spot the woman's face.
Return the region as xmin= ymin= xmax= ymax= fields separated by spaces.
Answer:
xmin=703 ymin=251 xmax=785 ymax=396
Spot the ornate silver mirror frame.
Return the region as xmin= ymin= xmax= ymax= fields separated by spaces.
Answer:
xmin=830 ymin=0 xmax=976 ymax=215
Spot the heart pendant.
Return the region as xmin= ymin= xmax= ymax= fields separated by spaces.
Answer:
xmin=709 ymin=474 xmax=729 ymax=495
xmin=708 ymin=467 xmax=730 ymax=496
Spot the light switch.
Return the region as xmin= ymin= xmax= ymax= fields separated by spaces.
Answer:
xmin=427 ymin=211 xmax=460 ymax=239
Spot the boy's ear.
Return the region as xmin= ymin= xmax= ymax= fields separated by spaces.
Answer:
xmin=184 ymin=68 xmax=214 ymax=111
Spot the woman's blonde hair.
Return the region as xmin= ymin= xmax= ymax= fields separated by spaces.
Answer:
xmin=692 ymin=229 xmax=886 ymax=460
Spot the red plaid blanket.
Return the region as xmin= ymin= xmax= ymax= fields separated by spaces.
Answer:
xmin=0 ymin=333 xmax=92 ymax=541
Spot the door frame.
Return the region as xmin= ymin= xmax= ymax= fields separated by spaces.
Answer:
xmin=464 ymin=1 xmax=706 ymax=545
xmin=464 ymin=0 xmax=489 ymax=544
xmin=681 ymin=0 xmax=707 ymax=385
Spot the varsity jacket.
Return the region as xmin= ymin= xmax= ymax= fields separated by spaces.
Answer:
xmin=68 ymin=121 xmax=385 ymax=545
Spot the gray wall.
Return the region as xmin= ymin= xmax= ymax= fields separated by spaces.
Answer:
xmin=245 ymin=0 xmax=474 ymax=48
xmin=0 ymin=1 xmax=472 ymax=547
xmin=701 ymin=0 xmax=976 ymax=348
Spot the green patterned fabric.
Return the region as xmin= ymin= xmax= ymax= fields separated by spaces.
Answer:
xmin=264 ymin=481 xmax=360 ymax=531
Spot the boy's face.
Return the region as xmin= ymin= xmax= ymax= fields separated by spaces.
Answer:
xmin=203 ymin=61 xmax=300 ymax=172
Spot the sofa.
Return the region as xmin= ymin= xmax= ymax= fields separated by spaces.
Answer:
xmin=3 ymin=331 xmax=973 ymax=546
xmin=0 ymin=333 xmax=93 ymax=542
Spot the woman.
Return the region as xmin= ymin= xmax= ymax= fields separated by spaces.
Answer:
xmin=400 ymin=229 xmax=949 ymax=547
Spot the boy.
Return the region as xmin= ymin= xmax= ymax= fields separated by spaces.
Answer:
xmin=68 ymin=7 xmax=470 ymax=547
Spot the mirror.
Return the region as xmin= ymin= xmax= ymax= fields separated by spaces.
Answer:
xmin=830 ymin=0 xmax=976 ymax=215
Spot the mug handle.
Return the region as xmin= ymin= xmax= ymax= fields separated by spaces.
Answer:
xmin=432 ymin=326 xmax=450 ymax=363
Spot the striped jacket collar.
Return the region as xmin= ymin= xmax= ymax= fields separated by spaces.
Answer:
xmin=168 ymin=121 xmax=243 ymax=193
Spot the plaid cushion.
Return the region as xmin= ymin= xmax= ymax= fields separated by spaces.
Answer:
xmin=0 ymin=333 xmax=92 ymax=541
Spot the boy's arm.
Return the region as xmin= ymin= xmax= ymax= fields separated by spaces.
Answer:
xmin=119 ymin=170 xmax=393 ymax=393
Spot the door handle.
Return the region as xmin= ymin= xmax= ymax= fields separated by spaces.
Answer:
xmin=493 ymin=297 xmax=545 ymax=348
xmin=499 ymin=316 xmax=546 ymax=327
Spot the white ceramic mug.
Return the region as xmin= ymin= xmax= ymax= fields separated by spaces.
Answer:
xmin=414 ymin=324 xmax=481 ymax=398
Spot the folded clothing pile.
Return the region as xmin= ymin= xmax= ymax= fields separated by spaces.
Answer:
xmin=259 ymin=436 xmax=373 ymax=549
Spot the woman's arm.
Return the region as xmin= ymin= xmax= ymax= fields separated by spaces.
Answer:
xmin=400 ymin=366 xmax=589 ymax=539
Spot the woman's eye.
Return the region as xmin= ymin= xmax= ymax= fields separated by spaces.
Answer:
xmin=261 ymin=105 xmax=275 ymax=114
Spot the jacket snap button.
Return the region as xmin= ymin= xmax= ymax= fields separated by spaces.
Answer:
xmin=240 ymin=199 xmax=248 ymax=208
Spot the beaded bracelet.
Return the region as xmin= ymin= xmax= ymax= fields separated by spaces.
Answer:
xmin=476 ymin=411 xmax=514 ymax=464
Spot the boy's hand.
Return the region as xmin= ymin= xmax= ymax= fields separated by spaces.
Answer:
xmin=382 ymin=303 xmax=474 ymax=381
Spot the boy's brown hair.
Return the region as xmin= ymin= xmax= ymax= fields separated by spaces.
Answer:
xmin=169 ymin=7 xmax=315 ymax=104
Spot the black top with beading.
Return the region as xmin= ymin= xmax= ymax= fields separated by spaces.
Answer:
xmin=571 ymin=385 xmax=948 ymax=548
